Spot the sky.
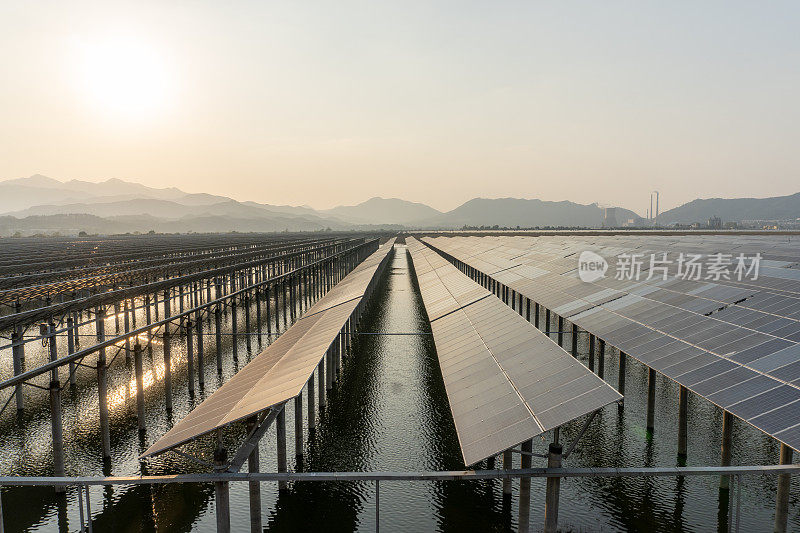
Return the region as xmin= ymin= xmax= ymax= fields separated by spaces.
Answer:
xmin=1 ymin=1 xmax=798 ymax=214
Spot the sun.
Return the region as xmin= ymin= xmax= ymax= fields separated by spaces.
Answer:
xmin=74 ymin=36 xmax=173 ymax=120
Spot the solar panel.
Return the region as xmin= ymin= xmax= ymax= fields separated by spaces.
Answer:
xmin=421 ymin=234 xmax=800 ymax=452
xmin=407 ymin=238 xmax=620 ymax=466
xmin=141 ymin=239 xmax=396 ymax=458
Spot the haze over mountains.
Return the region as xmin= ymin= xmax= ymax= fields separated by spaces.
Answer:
xmin=0 ymin=175 xmax=797 ymax=236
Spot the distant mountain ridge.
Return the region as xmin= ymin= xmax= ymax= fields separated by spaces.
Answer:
xmin=657 ymin=193 xmax=800 ymax=224
xmin=3 ymin=175 xmax=644 ymax=229
xmin=3 ymin=174 xmax=793 ymax=236
xmin=34 ymin=174 xmax=186 ymax=199
xmin=322 ymin=197 xmax=442 ymax=225
xmin=414 ymin=197 xmax=640 ymax=228
xmin=0 ymin=175 xmax=429 ymax=235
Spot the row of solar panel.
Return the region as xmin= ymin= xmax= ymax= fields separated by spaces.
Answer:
xmin=142 ymin=239 xmax=396 ymax=458
xmin=437 ymin=237 xmax=800 ymax=344
xmin=422 ymin=236 xmax=800 ymax=452
xmin=407 ymin=238 xmax=620 ymax=466
xmin=521 ymin=235 xmax=800 ymax=300
xmin=476 ymin=234 xmax=800 ymax=293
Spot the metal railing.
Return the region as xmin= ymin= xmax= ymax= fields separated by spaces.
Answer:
xmin=2 ymin=464 xmax=797 ymax=533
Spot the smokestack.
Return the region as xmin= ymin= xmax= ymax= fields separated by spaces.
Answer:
xmin=655 ymin=191 xmax=659 ymax=219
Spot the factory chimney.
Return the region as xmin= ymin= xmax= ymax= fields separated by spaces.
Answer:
xmin=654 ymin=191 xmax=659 ymax=220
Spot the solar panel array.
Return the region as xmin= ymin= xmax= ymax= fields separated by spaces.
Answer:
xmin=407 ymin=237 xmax=620 ymax=465
xmin=142 ymin=239 xmax=395 ymax=458
xmin=421 ymin=234 xmax=800 ymax=451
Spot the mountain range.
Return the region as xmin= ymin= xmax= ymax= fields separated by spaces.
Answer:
xmin=0 ymin=175 xmax=797 ymax=236
xmin=656 ymin=193 xmax=800 ymax=225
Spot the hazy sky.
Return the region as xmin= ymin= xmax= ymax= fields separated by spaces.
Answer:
xmin=1 ymin=1 xmax=798 ymax=213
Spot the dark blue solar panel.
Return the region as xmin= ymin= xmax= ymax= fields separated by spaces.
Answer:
xmin=748 ymin=344 xmax=800 ymax=373
xmin=690 ymin=366 xmax=759 ymax=398
xmin=706 ymin=375 xmax=782 ymax=408
xmin=728 ymin=386 xmax=800 ymax=420
xmin=728 ymin=339 xmax=794 ymax=365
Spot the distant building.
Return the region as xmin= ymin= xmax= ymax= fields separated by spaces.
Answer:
xmin=602 ymin=207 xmax=618 ymax=228
xmin=741 ymin=219 xmax=800 ymax=230
xmin=708 ymin=216 xmax=723 ymax=229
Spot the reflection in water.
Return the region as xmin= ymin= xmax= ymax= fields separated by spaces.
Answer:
xmin=1 ymin=244 xmax=799 ymax=531
xmin=106 ymin=331 xmax=176 ymax=411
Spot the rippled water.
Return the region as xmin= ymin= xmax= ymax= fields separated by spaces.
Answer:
xmin=1 ymin=244 xmax=798 ymax=531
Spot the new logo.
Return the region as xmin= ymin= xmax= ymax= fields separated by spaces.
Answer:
xmin=578 ymin=251 xmax=608 ymax=282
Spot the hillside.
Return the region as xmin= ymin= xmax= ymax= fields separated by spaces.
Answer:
xmin=657 ymin=192 xmax=800 ymax=224
xmin=322 ymin=197 xmax=442 ymax=225
xmin=413 ymin=198 xmax=641 ymax=228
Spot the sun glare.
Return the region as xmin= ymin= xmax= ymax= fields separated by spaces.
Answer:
xmin=74 ymin=36 xmax=173 ymax=120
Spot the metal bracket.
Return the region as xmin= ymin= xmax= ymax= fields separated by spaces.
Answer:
xmin=23 ymin=381 xmax=50 ymax=391
xmin=226 ymin=405 xmax=283 ymax=473
xmin=563 ymin=410 xmax=599 ymax=459
xmin=510 ymin=448 xmax=548 ymax=458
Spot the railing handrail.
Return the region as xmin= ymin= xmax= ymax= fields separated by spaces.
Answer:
xmin=2 ymin=464 xmax=799 ymax=486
